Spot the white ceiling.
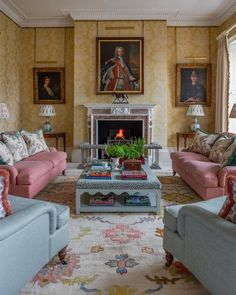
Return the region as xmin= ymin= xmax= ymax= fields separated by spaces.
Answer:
xmin=0 ymin=0 xmax=235 ymax=27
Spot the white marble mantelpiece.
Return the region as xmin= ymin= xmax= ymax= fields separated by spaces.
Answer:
xmin=83 ymin=103 xmax=156 ymax=146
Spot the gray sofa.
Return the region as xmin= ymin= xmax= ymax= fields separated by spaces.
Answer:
xmin=0 ymin=195 xmax=70 ymax=295
xmin=163 ymin=196 xmax=236 ymax=295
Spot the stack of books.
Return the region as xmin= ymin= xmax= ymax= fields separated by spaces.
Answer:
xmin=86 ymin=165 xmax=111 ymax=179
xmin=90 ymin=195 xmax=115 ymax=206
xmin=121 ymin=170 xmax=147 ymax=180
xmin=124 ymin=195 xmax=150 ymax=206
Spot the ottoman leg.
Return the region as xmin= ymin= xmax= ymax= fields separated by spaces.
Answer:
xmin=173 ymin=170 xmax=176 ymax=176
xmin=58 ymin=246 xmax=67 ymax=265
xmin=165 ymin=251 xmax=174 ymax=267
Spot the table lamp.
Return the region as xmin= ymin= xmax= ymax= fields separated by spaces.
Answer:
xmin=0 ymin=103 xmax=10 ymax=119
xmin=229 ymin=104 xmax=236 ymax=118
xmin=187 ymin=104 xmax=205 ymax=132
xmin=39 ymin=105 xmax=56 ymax=132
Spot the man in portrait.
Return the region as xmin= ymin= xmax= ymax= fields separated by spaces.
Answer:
xmin=182 ymin=70 xmax=206 ymax=102
xmin=100 ymin=46 xmax=139 ymax=92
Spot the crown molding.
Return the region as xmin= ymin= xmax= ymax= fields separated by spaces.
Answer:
xmin=0 ymin=2 xmax=235 ymax=28
xmin=61 ymin=8 xmax=170 ymax=21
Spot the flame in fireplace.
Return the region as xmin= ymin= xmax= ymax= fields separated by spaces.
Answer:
xmin=115 ymin=128 xmax=126 ymax=140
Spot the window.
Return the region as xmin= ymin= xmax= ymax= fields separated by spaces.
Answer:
xmin=228 ymin=36 xmax=236 ymax=132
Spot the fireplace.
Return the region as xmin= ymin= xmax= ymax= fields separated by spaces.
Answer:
xmin=83 ymin=103 xmax=156 ymax=159
xmin=98 ymin=120 xmax=143 ymax=145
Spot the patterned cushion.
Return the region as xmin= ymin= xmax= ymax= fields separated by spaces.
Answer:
xmin=0 ymin=170 xmax=12 ymax=219
xmin=21 ymin=129 xmax=49 ymax=156
xmin=0 ymin=142 xmax=13 ymax=166
xmin=209 ymin=136 xmax=233 ymax=163
xmin=2 ymin=132 xmax=29 ymax=162
xmin=221 ymin=136 xmax=236 ymax=167
xmin=188 ymin=129 xmax=219 ymax=157
xmin=219 ymin=176 xmax=236 ymax=223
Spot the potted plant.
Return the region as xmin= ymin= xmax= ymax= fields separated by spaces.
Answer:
xmin=132 ymin=138 xmax=146 ymax=164
xmin=105 ymin=144 xmax=125 ymax=169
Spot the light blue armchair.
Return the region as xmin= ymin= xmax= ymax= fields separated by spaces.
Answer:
xmin=0 ymin=195 xmax=70 ymax=295
xmin=163 ymin=196 xmax=236 ymax=295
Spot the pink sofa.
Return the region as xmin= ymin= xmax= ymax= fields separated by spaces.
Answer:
xmin=171 ymin=151 xmax=236 ymax=200
xmin=0 ymin=147 xmax=67 ymax=198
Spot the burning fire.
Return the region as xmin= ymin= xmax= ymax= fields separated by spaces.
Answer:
xmin=115 ymin=128 xmax=126 ymax=140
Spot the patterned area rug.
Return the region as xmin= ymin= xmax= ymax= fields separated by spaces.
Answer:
xmin=20 ymin=176 xmax=209 ymax=295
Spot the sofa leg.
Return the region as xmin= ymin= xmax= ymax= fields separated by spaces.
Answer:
xmin=165 ymin=251 xmax=174 ymax=267
xmin=173 ymin=170 xmax=176 ymax=176
xmin=62 ymin=169 xmax=66 ymax=176
xmin=58 ymin=246 xmax=67 ymax=265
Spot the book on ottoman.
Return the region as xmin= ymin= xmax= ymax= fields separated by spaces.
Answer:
xmin=124 ymin=195 xmax=150 ymax=206
xmin=90 ymin=195 xmax=115 ymax=206
xmin=121 ymin=170 xmax=147 ymax=180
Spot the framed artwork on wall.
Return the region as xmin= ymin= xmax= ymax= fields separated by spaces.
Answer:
xmin=96 ymin=37 xmax=144 ymax=94
xmin=176 ymin=64 xmax=211 ymax=106
xmin=33 ymin=67 xmax=65 ymax=104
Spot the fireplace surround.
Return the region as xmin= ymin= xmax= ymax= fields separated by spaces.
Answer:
xmin=84 ymin=103 xmax=156 ymax=145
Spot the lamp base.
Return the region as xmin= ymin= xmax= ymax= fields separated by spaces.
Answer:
xmin=43 ymin=120 xmax=52 ymax=133
xmin=191 ymin=117 xmax=200 ymax=132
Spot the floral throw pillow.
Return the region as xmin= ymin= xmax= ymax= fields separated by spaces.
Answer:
xmin=0 ymin=141 xmax=13 ymax=166
xmin=209 ymin=136 xmax=233 ymax=163
xmin=0 ymin=170 xmax=12 ymax=219
xmin=218 ymin=176 xmax=236 ymax=223
xmin=2 ymin=132 xmax=29 ymax=162
xmin=188 ymin=129 xmax=219 ymax=157
xmin=21 ymin=129 xmax=49 ymax=156
xmin=221 ymin=136 xmax=236 ymax=167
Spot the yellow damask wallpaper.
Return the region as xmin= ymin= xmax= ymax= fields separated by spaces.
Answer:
xmin=20 ymin=28 xmax=74 ymax=152
xmin=167 ymin=27 xmax=217 ymax=147
xmin=0 ymin=12 xmax=21 ymax=131
xmin=74 ymin=20 xmax=168 ymax=147
xmin=1 ymin=12 xmax=235 ymax=153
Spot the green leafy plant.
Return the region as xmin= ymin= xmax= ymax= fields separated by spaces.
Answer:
xmin=105 ymin=144 xmax=125 ymax=158
xmin=123 ymin=144 xmax=139 ymax=159
xmin=132 ymin=137 xmax=146 ymax=158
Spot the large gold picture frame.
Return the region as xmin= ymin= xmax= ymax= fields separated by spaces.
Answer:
xmin=33 ymin=67 xmax=65 ymax=104
xmin=96 ymin=37 xmax=144 ymax=94
xmin=176 ymin=63 xmax=211 ymax=106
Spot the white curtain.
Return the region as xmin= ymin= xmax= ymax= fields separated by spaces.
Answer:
xmin=215 ymin=33 xmax=229 ymax=133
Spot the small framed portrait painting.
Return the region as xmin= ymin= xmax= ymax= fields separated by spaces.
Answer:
xmin=96 ymin=37 xmax=144 ymax=94
xmin=176 ymin=64 xmax=211 ymax=106
xmin=33 ymin=67 xmax=65 ymax=104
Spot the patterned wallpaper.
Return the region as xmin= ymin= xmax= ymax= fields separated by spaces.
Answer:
xmin=0 ymin=12 xmax=21 ymax=131
xmin=1 ymin=12 xmax=235 ymax=151
xmin=74 ymin=20 xmax=168 ymax=147
xmin=20 ymin=28 xmax=74 ymax=150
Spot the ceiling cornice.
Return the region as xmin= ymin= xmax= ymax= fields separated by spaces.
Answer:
xmin=0 ymin=1 xmax=235 ymax=28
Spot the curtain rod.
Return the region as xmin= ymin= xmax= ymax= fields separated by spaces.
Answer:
xmin=217 ymin=22 xmax=236 ymax=40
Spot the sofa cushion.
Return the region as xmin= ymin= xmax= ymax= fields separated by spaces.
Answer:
xmin=0 ymin=170 xmax=12 ymax=219
xmin=184 ymin=160 xmax=220 ymax=187
xmin=164 ymin=196 xmax=227 ymax=233
xmin=8 ymin=195 xmax=70 ymax=229
xmin=171 ymin=151 xmax=210 ymax=163
xmin=21 ymin=129 xmax=49 ymax=156
xmin=0 ymin=141 xmax=13 ymax=166
xmin=2 ymin=132 xmax=29 ymax=162
xmin=24 ymin=151 xmax=66 ymax=168
xmin=209 ymin=136 xmax=233 ymax=163
xmin=14 ymin=160 xmax=53 ymax=185
xmin=188 ymin=129 xmax=219 ymax=156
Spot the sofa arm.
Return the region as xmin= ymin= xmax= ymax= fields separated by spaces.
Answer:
xmin=49 ymin=147 xmax=57 ymax=152
xmin=218 ymin=166 xmax=236 ymax=188
xmin=177 ymin=206 xmax=236 ymax=244
xmin=0 ymin=165 xmax=18 ymax=185
xmin=0 ymin=203 xmax=57 ymax=241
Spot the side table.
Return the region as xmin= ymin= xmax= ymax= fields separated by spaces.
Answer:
xmin=176 ymin=132 xmax=195 ymax=151
xmin=44 ymin=132 xmax=66 ymax=152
